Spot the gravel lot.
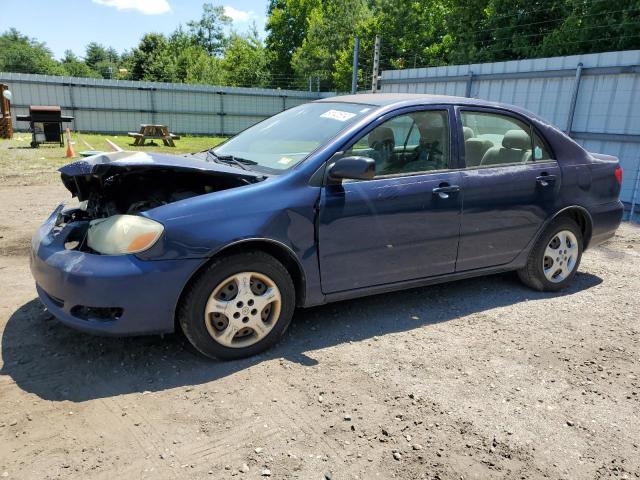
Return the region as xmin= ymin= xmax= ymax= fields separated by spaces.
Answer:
xmin=0 ymin=142 xmax=639 ymax=479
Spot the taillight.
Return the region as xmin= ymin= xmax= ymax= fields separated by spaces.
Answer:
xmin=615 ymin=166 xmax=623 ymax=185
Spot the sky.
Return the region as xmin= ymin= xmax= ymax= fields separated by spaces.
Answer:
xmin=1 ymin=0 xmax=270 ymax=59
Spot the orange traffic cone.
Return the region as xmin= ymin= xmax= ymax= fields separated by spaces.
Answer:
xmin=65 ymin=128 xmax=75 ymax=158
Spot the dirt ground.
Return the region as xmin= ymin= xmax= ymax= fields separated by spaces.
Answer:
xmin=0 ymin=141 xmax=639 ymax=479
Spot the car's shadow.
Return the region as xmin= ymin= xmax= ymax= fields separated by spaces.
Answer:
xmin=1 ymin=272 xmax=602 ymax=403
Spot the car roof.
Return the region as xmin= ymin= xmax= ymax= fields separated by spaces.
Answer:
xmin=315 ymin=93 xmax=544 ymax=122
xmin=318 ymin=92 xmax=528 ymax=109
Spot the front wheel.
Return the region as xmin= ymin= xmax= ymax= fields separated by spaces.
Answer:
xmin=518 ymin=217 xmax=583 ymax=291
xmin=178 ymin=252 xmax=295 ymax=360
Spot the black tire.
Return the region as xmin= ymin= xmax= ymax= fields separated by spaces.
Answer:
xmin=517 ymin=217 xmax=583 ymax=292
xmin=178 ymin=251 xmax=295 ymax=360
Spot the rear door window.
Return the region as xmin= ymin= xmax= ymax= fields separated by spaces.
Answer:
xmin=461 ymin=111 xmax=534 ymax=168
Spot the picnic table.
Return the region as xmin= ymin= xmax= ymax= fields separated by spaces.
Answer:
xmin=128 ymin=124 xmax=180 ymax=147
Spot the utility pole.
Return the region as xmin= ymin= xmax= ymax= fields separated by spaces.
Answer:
xmin=371 ymin=35 xmax=380 ymax=93
xmin=351 ymin=36 xmax=360 ymax=94
xmin=108 ymin=51 xmax=114 ymax=79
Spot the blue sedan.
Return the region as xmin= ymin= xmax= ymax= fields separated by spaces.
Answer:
xmin=30 ymin=94 xmax=624 ymax=359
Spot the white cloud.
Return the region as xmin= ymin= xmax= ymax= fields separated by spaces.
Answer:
xmin=92 ymin=0 xmax=171 ymax=15
xmin=224 ymin=5 xmax=256 ymax=22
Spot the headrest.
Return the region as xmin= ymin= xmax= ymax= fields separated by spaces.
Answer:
xmin=465 ymin=138 xmax=487 ymax=148
xmin=414 ymin=112 xmax=445 ymax=128
xmin=502 ymin=129 xmax=531 ymax=150
xmin=419 ymin=125 xmax=444 ymax=143
xmin=463 ymin=126 xmax=475 ymax=141
xmin=368 ymin=127 xmax=395 ymax=148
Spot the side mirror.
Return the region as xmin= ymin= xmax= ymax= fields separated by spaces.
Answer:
xmin=328 ymin=156 xmax=375 ymax=181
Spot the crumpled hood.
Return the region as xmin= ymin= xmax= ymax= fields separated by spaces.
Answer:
xmin=59 ymin=150 xmax=265 ymax=197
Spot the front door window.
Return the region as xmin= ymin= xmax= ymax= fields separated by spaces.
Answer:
xmin=344 ymin=110 xmax=450 ymax=176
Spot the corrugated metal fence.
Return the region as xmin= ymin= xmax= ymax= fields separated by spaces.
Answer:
xmin=381 ymin=50 xmax=640 ymax=209
xmin=3 ymin=53 xmax=640 ymax=210
xmin=0 ymin=72 xmax=334 ymax=136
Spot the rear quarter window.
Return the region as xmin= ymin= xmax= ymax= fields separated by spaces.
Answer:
xmin=533 ymin=131 xmax=554 ymax=161
xmin=461 ymin=110 xmax=556 ymax=167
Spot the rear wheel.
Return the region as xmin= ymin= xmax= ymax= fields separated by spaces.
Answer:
xmin=178 ymin=252 xmax=295 ymax=360
xmin=518 ymin=217 xmax=583 ymax=291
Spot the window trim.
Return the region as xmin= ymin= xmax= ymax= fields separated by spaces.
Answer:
xmin=456 ymin=106 xmax=558 ymax=170
xmin=327 ymin=105 xmax=458 ymax=183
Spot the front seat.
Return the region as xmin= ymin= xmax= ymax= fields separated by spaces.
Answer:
xmin=368 ymin=126 xmax=395 ymax=173
xmin=480 ymin=129 xmax=532 ymax=166
xmin=400 ymin=112 xmax=447 ymax=172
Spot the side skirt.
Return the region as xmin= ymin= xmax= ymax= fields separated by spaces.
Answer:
xmin=318 ymin=262 xmax=524 ymax=305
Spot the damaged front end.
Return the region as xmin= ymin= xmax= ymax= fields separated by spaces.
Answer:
xmin=54 ymin=150 xmax=266 ymax=255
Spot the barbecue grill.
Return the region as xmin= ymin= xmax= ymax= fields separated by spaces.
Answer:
xmin=0 ymin=84 xmax=12 ymax=139
xmin=16 ymin=106 xmax=74 ymax=148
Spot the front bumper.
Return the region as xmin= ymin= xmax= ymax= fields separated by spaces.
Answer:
xmin=30 ymin=205 xmax=204 ymax=336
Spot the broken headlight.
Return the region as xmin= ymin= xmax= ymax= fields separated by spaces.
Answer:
xmin=87 ymin=215 xmax=164 ymax=255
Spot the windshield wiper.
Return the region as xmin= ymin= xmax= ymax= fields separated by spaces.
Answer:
xmin=207 ymin=149 xmax=257 ymax=170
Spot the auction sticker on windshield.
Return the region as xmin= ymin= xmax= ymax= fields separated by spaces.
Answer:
xmin=320 ymin=109 xmax=357 ymax=122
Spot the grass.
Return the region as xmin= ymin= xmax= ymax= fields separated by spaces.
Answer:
xmin=0 ymin=132 xmax=226 ymax=186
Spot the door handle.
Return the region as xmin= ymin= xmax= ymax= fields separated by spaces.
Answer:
xmin=432 ymin=185 xmax=460 ymax=199
xmin=536 ymin=175 xmax=556 ymax=187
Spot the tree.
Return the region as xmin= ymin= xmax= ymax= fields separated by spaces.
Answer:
xmin=438 ymin=0 xmax=565 ymax=64
xmin=167 ymin=26 xmax=196 ymax=55
xmin=362 ymin=0 xmax=449 ymax=69
xmin=61 ymin=49 xmax=99 ymax=78
xmin=537 ymin=0 xmax=640 ymax=58
xmin=421 ymin=0 xmax=640 ymax=66
xmin=106 ymin=47 xmax=120 ymax=64
xmin=160 ymin=25 xmax=224 ymax=84
xmin=118 ymin=50 xmax=134 ymax=78
xmin=291 ymin=0 xmax=371 ymax=91
xmin=0 ymin=29 xmax=63 ymax=75
xmin=175 ymin=45 xmax=224 ymax=84
xmin=265 ymin=0 xmax=315 ymax=83
xmin=83 ymin=42 xmax=122 ymax=77
xmin=5 ymin=0 xmax=639 ymax=90
xmin=128 ymin=33 xmax=177 ymax=82
xmin=221 ymin=26 xmax=270 ymax=87
xmin=84 ymin=43 xmax=108 ymax=69
xmin=330 ymin=0 xmax=447 ymax=91
xmin=187 ymin=4 xmax=232 ymax=56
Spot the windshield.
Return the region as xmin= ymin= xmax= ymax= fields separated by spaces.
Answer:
xmin=212 ymin=102 xmax=374 ymax=172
